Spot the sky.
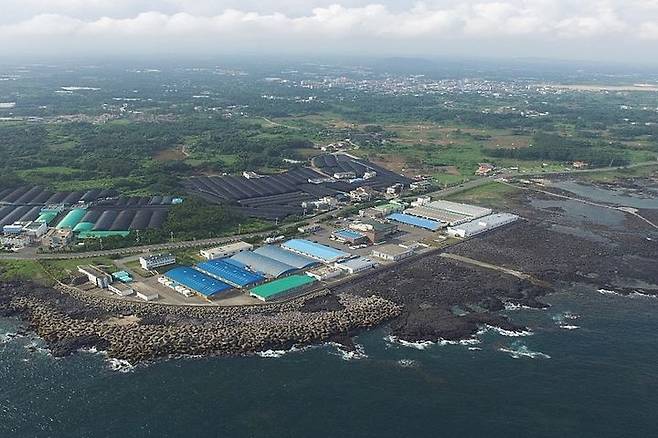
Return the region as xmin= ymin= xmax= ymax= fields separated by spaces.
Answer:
xmin=1 ymin=0 xmax=658 ymax=63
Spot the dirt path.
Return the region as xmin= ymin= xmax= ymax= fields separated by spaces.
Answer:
xmin=440 ymin=253 xmax=550 ymax=287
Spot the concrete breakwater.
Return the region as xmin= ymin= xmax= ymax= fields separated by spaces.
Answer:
xmin=0 ymin=281 xmax=401 ymax=363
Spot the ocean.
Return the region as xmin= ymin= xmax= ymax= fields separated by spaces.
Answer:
xmin=2 ymin=283 xmax=657 ymax=438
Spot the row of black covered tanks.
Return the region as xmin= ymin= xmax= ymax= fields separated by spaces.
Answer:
xmin=183 ymin=153 xmax=412 ymax=220
xmin=0 ymin=187 xmax=119 ymax=206
xmin=0 ymin=186 xmax=179 ymax=229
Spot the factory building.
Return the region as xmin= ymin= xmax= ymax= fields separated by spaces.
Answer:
xmin=404 ymin=200 xmax=493 ymax=227
xmin=331 ymin=228 xmax=369 ymax=245
xmin=140 ymin=253 xmax=176 ymax=270
xmin=335 ymin=257 xmax=378 ymax=274
xmin=253 ymin=245 xmax=318 ymax=269
xmin=371 ymin=244 xmax=415 ymax=262
xmin=387 ymin=213 xmax=442 ymax=231
xmin=306 ymin=265 xmax=343 ymax=281
xmin=195 ymin=259 xmax=264 ymax=288
xmin=230 ymin=251 xmax=298 ymax=278
xmin=77 ymin=265 xmax=113 ymax=289
xmin=164 ymin=267 xmax=232 ymax=299
xmin=447 ymin=213 xmax=520 ymax=238
xmin=249 ymin=275 xmax=316 ymax=302
xmin=135 ymin=288 xmax=159 ymax=302
xmin=42 ymin=228 xmax=74 ymax=249
xmin=348 ymin=220 xmax=398 ymax=244
xmin=281 ymin=239 xmax=351 ymax=264
xmin=108 ymin=282 xmax=134 ymax=297
xmin=297 ymin=224 xmax=322 ymax=234
xmin=200 ymin=241 xmax=253 ymax=260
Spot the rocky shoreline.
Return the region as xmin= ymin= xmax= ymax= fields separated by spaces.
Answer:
xmin=0 ymin=281 xmax=401 ymax=363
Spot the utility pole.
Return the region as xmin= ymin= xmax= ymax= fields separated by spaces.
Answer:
xmin=170 ymin=231 xmax=174 ymax=243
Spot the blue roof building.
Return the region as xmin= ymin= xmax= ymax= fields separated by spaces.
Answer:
xmin=387 ymin=213 xmax=442 ymax=231
xmin=253 ymin=245 xmax=318 ymax=269
xmin=164 ymin=267 xmax=232 ymax=297
xmin=196 ymin=259 xmax=265 ymax=288
xmin=281 ymin=239 xmax=350 ymax=263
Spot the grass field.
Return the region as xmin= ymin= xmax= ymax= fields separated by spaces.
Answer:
xmin=445 ymin=181 xmax=521 ymax=207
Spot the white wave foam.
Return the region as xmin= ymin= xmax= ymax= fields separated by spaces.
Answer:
xmin=598 ymin=288 xmax=620 ymax=296
xmin=559 ymin=325 xmax=580 ymax=330
xmin=326 ymin=342 xmax=368 ymax=361
xmin=1 ymin=332 xmax=22 ymax=344
xmin=504 ymin=302 xmax=538 ymax=311
xmin=481 ymin=325 xmax=534 ymax=337
xmin=397 ymin=359 xmax=418 ymax=368
xmin=499 ymin=343 xmax=551 ymax=359
xmin=385 ymin=335 xmax=435 ymax=350
xmin=107 ymin=358 xmax=135 ymax=373
xmin=385 ymin=335 xmax=480 ymax=350
xmin=256 ymin=345 xmax=307 ymax=358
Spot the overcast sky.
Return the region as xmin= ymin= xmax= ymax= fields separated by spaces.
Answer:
xmin=2 ymin=0 xmax=658 ymax=63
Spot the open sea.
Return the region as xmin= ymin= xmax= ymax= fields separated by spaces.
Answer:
xmin=2 ymin=282 xmax=657 ymax=438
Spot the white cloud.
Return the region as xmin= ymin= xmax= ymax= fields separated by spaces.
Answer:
xmin=0 ymin=1 xmax=657 ymax=58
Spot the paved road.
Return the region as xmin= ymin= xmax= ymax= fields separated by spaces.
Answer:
xmin=0 ymin=233 xmax=266 ymax=261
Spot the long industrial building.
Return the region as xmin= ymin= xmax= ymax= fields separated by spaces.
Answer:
xmin=200 ymin=241 xmax=253 ymax=260
xmin=230 ymin=251 xmax=298 ymax=278
xmin=195 ymin=259 xmax=264 ymax=288
xmin=446 ymin=213 xmax=520 ymax=238
xmin=386 ymin=213 xmax=442 ymax=231
xmin=249 ymin=275 xmax=316 ymax=302
xmin=404 ymin=200 xmax=493 ymax=227
xmin=164 ymin=267 xmax=232 ymax=298
xmin=253 ymin=245 xmax=318 ymax=269
xmin=281 ymin=239 xmax=351 ymax=263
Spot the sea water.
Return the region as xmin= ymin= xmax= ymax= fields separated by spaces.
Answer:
xmin=2 ymin=283 xmax=657 ymax=438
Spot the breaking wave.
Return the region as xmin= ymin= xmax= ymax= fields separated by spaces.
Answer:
xmin=397 ymin=359 xmax=418 ymax=368
xmin=256 ymin=346 xmax=307 ymax=358
xmin=384 ymin=335 xmax=480 ymax=350
xmin=499 ymin=342 xmax=551 ymax=359
xmin=107 ymin=358 xmax=135 ymax=373
xmin=553 ymin=311 xmax=581 ymax=330
xmin=479 ymin=325 xmax=534 ymax=337
xmin=326 ymin=342 xmax=368 ymax=361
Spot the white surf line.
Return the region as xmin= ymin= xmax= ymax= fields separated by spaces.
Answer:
xmin=499 ymin=180 xmax=658 ymax=230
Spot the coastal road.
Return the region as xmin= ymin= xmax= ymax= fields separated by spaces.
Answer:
xmin=0 ymin=233 xmax=267 ymax=261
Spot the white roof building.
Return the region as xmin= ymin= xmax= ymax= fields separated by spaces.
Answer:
xmin=447 ymin=213 xmax=520 ymax=238
xmin=200 ymin=241 xmax=253 ymax=260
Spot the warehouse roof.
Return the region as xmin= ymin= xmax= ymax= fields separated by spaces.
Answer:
xmin=164 ymin=267 xmax=232 ymax=297
xmin=449 ymin=213 xmax=519 ymax=235
xmin=427 ymin=200 xmax=492 ymax=218
xmin=333 ymin=229 xmax=367 ymax=241
xmin=249 ymin=275 xmax=315 ymax=301
xmin=281 ymin=239 xmax=350 ymax=263
xmin=230 ymin=251 xmax=297 ymax=278
xmin=196 ymin=259 xmax=264 ymax=287
xmin=336 ymin=257 xmax=377 ymax=272
xmin=387 ymin=213 xmax=442 ymax=231
xmin=253 ymin=245 xmax=318 ymax=269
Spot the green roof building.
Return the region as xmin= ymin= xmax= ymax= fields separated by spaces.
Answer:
xmin=249 ymin=275 xmax=315 ymax=302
